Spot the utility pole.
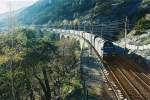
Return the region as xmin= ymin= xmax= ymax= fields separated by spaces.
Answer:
xmin=100 ymin=24 xmax=103 ymax=38
xmin=84 ymin=24 xmax=86 ymax=32
xmin=78 ymin=24 xmax=80 ymax=31
xmin=124 ymin=16 xmax=128 ymax=52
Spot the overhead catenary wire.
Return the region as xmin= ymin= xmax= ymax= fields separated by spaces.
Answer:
xmin=33 ymin=18 xmax=132 ymax=42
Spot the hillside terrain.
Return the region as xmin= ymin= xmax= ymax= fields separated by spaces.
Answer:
xmin=17 ymin=0 xmax=150 ymax=42
xmin=19 ymin=0 xmax=150 ymax=25
xmin=0 ymin=0 xmax=150 ymax=99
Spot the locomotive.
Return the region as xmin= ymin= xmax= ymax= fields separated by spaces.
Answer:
xmin=102 ymin=41 xmax=117 ymax=60
xmin=102 ymin=40 xmax=125 ymax=60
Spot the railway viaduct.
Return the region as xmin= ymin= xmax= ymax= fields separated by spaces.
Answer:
xmin=28 ymin=25 xmax=150 ymax=99
xmin=52 ymin=28 xmax=105 ymax=57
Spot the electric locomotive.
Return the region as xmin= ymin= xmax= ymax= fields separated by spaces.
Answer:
xmin=102 ymin=41 xmax=116 ymax=60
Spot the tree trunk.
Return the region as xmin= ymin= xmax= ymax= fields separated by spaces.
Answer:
xmin=34 ymin=73 xmax=47 ymax=99
xmin=55 ymin=80 xmax=61 ymax=100
xmin=25 ymin=74 xmax=35 ymax=100
xmin=42 ymin=67 xmax=51 ymax=100
xmin=29 ymin=89 xmax=35 ymax=100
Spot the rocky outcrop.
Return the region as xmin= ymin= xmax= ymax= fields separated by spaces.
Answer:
xmin=145 ymin=14 xmax=150 ymax=20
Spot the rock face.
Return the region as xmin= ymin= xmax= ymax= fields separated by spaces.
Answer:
xmin=145 ymin=14 xmax=150 ymax=20
xmin=118 ymin=29 xmax=150 ymax=67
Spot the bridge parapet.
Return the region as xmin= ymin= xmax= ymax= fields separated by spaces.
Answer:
xmin=126 ymin=44 xmax=150 ymax=51
xmin=51 ymin=28 xmax=150 ymax=57
xmin=52 ymin=29 xmax=105 ymax=56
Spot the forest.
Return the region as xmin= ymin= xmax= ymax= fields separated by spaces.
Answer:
xmin=0 ymin=28 xmax=82 ymax=100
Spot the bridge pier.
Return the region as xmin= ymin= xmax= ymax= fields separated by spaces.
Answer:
xmin=89 ymin=34 xmax=95 ymax=56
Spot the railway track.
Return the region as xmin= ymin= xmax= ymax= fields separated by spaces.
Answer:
xmin=121 ymin=57 xmax=150 ymax=86
xmin=80 ymin=36 xmax=150 ymax=99
xmin=97 ymin=61 xmax=121 ymax=100
xmin=105 ymin=62 xmax=144 ymax=100
xmin=116 ymin=59 xmax=150 ymax=99
xmin=104 ymin=63 xmax=130 ymax=100
xmin=137 ymin=73 xmax=150 ymax=86
xmin=82 ymin=36 xmax=122 ymax=100
xmin=118 ymin=57 xmax=150 ymax=89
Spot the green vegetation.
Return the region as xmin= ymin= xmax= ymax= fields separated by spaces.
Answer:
xmin=1 ymin=0 xmax=150 ymax=99
xmin=19 ymin=0 xmax=96 ymax=25
xmin=19 ymin=0 xmax=150 ymax=26
xmin=137 ymin=35 xmax=150 ymax=45
xmin=18 ymin=0 xmax=150 ymax=42
xmin=134 ymin=18 xmax=150 ymax=35
xmin=0 ymin=28 xmax=82 ymax=100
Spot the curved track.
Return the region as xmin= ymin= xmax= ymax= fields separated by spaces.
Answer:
xmin=105 ymin=62 xmax=144 ymax=100
xmin=82 ymin=37 xmax=122 ymax=100
xmin=104 ymin=56 xmax=150 ymax=100
xmin=77 ymin=35 xmax=150 ymax=100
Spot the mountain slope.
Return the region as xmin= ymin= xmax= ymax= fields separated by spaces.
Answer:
xmin=19 ymin=0 xmax=95 ymax=24
xmin=19 ymin=0 xmax=150 ymax=28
